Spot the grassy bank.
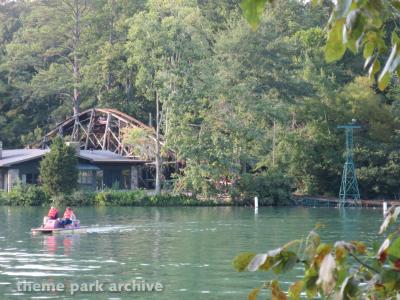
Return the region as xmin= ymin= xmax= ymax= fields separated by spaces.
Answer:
xmin=0 ymin=185 xmax=230 ymax=207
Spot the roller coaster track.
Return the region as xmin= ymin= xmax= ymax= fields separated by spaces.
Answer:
xmin=32 ymin=108 xmax=163 ymax=159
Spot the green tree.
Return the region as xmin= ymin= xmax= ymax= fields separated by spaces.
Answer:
xmin=168 ymin=0 xmax=322 ymax=198
xmin=122 ymin=127 xmax=158 ymax=160
xmin=39 ymin=137 xmax=78 ymax=195
xmin=126 ymin=0 xmax=211 ymax=195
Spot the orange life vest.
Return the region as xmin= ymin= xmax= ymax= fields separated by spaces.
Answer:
xmin=48 ymin=207 xmax=58 ymax=219
xmin=63 ymin=209 xmax=74 ymax=219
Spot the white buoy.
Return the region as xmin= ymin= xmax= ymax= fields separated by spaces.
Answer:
xmin=254 ymin=197 xmax=259 ymax=209
xmin=383 ymin=202 xmax=388 ymax=216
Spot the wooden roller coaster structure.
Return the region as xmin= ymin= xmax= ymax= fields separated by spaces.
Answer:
xmin=33 ymin=108 xmax=162 ymax=159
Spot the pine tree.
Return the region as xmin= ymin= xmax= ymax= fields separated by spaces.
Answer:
xmin=39 ymin=137 xmax=78 ymax=195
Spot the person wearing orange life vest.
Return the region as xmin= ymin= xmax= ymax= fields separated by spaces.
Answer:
xmin=42 ymin=206 xmax=59 ymax=227
xmin=60 ymin=207 xmax=76 ymax=226
xmin=47 ymin=206 xmax=59 ymax=219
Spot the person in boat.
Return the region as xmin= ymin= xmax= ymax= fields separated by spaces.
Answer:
xmin=47 ymin=206 xmax=59 ymax=219
xmin=60 ymin=207 xmax=76 ymax=226
xmin=42 ymin=206 xmax=59 ymax=226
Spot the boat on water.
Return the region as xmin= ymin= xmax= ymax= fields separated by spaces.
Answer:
xmin=31 ymin=218 xmax=87 ymax=234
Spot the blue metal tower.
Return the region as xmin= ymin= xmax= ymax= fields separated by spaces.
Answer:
xmin=337 ymin=120 xmax=361 ymax=208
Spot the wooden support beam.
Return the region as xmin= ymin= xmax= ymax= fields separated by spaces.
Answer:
xmin=85 ymin=108 xmax=95 ymax=150
xmin=102 ymin=113 xmax=111 ymax=150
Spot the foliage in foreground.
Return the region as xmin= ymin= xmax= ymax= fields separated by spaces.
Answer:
xmin=233 ymin=207 xmax=400 ymax=299
xmin=241 ymin=0 xmax=400 ymax=91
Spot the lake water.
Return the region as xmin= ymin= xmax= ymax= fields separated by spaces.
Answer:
xmin=0 ymin=206 xmax=384 ymax=299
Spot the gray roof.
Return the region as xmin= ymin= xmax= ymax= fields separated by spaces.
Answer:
xmin=78 ymin=150 xmax=145 ymax=164
xmin=0 ymin=149 xmax=146 ymax=167
xmin=0 ymin=149 xmax=49 ymax=167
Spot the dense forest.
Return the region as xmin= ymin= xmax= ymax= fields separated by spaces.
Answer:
xmin=1 ymin=0 xmax=400 ymax=201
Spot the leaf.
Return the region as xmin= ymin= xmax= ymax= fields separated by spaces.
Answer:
xmin=268 ymin=247 xmax=283 ymax=257
xmin=304 ymin=268 xmax=318 ymax=299
xmin=246 ymin=247 xmax=284 ymax=272
xmin=393 ymin=259 xmax=400 ymax=270
xmin=392 ymin=1 xmax=400 ymax=10
xmin=240 ymin=0 xmax=268 ymax=30
xmin=288 ymin=280 xmax=304 ymax=300
xmin=272 ymin=251 xmax=298 ymax=274
xmin=381 ymin=269 xmax=400 ymax=291
xmin=378 ymin=44 xmax=400 ymax=90
xmin=363 ymin=55 xmax=373 ymax=69
xmin=270 ymin=280 xmax=287 ymax=300
xmin=335 ymin=276 xmax=359 ymax=300
xmin=379 ymin=206 xmax=400 ymax=234
xmin=334 ymin=241 xmax=356 ymax=252
xmin=325 ymin=19 xmax=346 ymax=63
xmin=232 ymin=252 xmax=256 ymax=272
xmin=304 ymin=229 xmax=321 ymax=261
xmin=248 ymin=287 xmax=260 ymax=300
xmin=345 ymin=9 xmax=364 ymax=41
xmin=281 ymin=252 xmax=299 ymax=273
xmin=247 ymin=254 xmax=267 ymax=272
xmin=335 ymin=276 xmax=349 ymax=300
xmin=317 ymin=253 xmax=337 ymax=295
xmin=311 ymin=0 xmax=321 ymax=7
xmin=363 ymin=42 xmax=374 ymax=59
xmin=351 ymin=241 xmax=366 ymax=254
xmin=378 ymin=71 xmax=391 ymax=91
xmin=315 ymin=243 xmax=332 ymax=266
xmin=377 ymin=238 xmax=390 ymax=263
xmin=335 ymin=245 xmax=347 ymax=263
xmin=368 ymin=58 xmax=380 ymax=80
xmin=259 ymin=256 xmax=274 ymax=271
xmin=392 ymin=31 xmax=400 ymax=45
xmin=334 ymin=0 xmax=353 ymax=19
xmin=387 ymin=236 xmax=400 ymax=260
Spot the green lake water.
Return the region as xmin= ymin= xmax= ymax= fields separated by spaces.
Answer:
xmin=0 ymin=206 xmax=384 ymax=299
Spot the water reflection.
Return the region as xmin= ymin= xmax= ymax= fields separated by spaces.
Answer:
xmin=42 ymin=235 xmax=79 ymax=256
xmin=43 ymin=235 xmax=57 ymax=255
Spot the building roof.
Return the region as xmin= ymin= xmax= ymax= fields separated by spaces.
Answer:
xmin=0 ymin=149 xmax=49 ymax=167
xmin=77 ymin=150 xmax=147 ymax=164
xmin=0 ymin=149 xmax=147 ymax=167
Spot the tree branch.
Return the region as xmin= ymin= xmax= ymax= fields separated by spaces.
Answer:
xmin=348 ymin=252 xmax=380 ymax=274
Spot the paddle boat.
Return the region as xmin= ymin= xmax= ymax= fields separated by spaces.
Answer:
xmin=31 ymin=217 xmax=87 ymax=234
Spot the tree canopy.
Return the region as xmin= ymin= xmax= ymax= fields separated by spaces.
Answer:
xmin=1 ymin=0 xmax=400 ymax=200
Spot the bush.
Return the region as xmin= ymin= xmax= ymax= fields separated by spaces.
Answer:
xmin=94 ymin=190 xmax=222 ymax=206
xmin=51 ymin=190 xmax=96 ymax=206
xmin=0 ymin=191 xmax=7 ymax=205
xmin=1 ymin=187 xmax=228 ymax=207
xmin=236 ymin=169 xmax=294 ymax=206
xmin=95 ymin=189 xmax=147 ymax=206
xmin=6 ymin=184 xmax=49 ymax=206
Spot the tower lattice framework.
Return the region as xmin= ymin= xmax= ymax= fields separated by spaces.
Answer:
xmin=337 ymin=122 xmax=361 ymax=208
